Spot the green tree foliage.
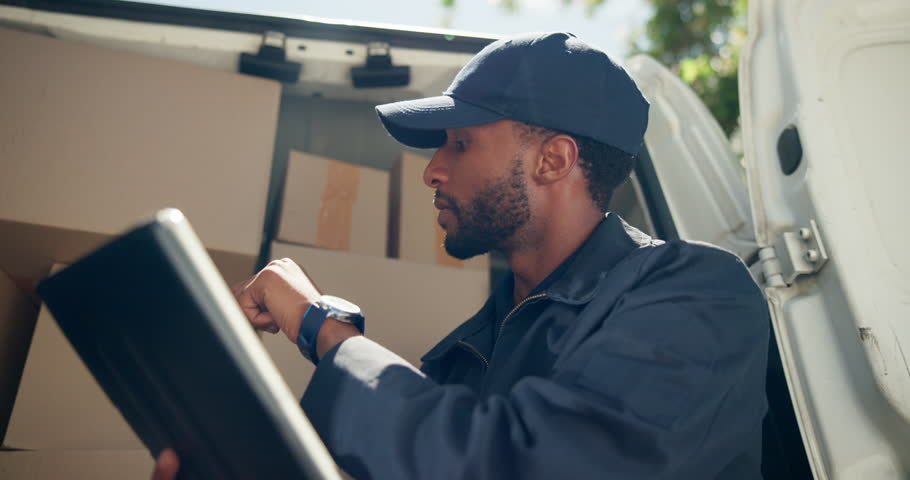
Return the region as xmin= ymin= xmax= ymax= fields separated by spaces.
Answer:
xmin=631 ymin=0 xmax=747 ymax=135
xmin=441 ymin=0 xmax=746 ymax=136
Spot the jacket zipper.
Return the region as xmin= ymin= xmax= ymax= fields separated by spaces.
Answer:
xmin=457 ymin=340 xmax=490 ymax=370
xmin=496 ymin=292 xmax=548 ymax=343
xmin=457 ymin=292 xmax=548 ymax=372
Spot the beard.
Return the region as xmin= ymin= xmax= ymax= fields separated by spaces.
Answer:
xmin=437 ymin=154 xmax=532 ymax=260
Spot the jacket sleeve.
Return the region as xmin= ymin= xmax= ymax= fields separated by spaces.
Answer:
xmin=300 ymin=244 xmax=770 ymax=480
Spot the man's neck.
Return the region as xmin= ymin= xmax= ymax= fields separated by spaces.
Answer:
xmin=505 ymin=210 xmax=605 ymax=305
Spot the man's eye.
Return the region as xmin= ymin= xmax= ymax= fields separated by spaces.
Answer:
xmin=454 ymin=140 xmax=466 ymax=152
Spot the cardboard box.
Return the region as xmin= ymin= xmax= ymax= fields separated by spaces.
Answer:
xmin=0 ymin=449 xmax=153 ymax=480
xmin=3 ymin=266 xmax=143 ymax=450
xmin=389 ymin=152 xmax=490 ymax=271
xmin=264 ymin=242 xmax=491 ymax=397
xmin=0 ymin=28 xmax=280 ymax=285
xmin=0 ymin=270 xmax=39 ymax=444
xmin=277 ymin=151 xmax=389 ymax=257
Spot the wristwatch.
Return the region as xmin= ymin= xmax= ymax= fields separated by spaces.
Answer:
xmin=297 ymin=295 xmax=365 ymax=364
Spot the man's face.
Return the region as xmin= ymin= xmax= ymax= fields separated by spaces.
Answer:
xmin=424 ymin=120 xmax=533 ymax=259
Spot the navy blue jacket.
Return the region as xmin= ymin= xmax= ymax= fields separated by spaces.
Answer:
xmin=301 ymin=213 xmax=769 ymax=479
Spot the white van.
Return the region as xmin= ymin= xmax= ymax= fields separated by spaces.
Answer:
xmin=0 ymin=0 xmax=906 ymax=478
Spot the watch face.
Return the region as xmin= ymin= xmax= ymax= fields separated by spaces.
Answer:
xmin=320 ymin=295 xmax=361 ymax=316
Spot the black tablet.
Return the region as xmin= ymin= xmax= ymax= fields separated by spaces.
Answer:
xmin=36 ymin=209 xmax=340 ymax=480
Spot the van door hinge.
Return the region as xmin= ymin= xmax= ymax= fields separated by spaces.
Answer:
xmin=758 ymin=219 xmax=829 ymax=287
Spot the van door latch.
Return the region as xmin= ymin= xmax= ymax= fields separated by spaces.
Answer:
xmin=240 ymin=31 xmax=302 ymax=83
xmin=351 ymin=42 xmax=411 ymax=88
xmin=759 ymin=219 xmax=829 ymax=287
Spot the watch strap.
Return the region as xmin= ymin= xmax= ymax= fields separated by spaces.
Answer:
xmin=297 ymin=299 xmax=366 ymax=365
xmin=333 ymin=313 xmax=366 ymax=336
xmin=297 ymin=303 xmax=327 ymax=364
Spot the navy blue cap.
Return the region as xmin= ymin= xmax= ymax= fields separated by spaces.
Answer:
xmin=376 ymin=32 xmax=649 ymax=155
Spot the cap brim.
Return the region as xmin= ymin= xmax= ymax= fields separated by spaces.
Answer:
xmin=375 ymin=95 xmax=505 ymax=148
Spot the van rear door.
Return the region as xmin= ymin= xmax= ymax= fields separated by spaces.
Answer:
xmin=740 ymin=0 xmax=910 ymax=477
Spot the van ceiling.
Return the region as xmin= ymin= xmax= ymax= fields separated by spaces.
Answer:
xmin=0 ymin=0 xmax=495 ymax=103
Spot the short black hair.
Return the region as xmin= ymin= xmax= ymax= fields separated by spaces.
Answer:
xmin=514 ymin=123 xmax=636 ymax=212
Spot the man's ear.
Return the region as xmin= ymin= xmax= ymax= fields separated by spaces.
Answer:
xmin=532 ymin=134 xmax=579 ymax=185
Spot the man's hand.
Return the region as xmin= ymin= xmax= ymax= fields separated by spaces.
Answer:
xmin=151 ymin=449 xmax=179 ymax=480
xmin=232 ymin=258 xmax=322 ymax=343
xmin=232 ymin=258 xmax=362 ymax=358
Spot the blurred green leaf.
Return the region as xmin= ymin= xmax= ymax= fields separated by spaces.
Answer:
xmin=631 ymin=0 xmax=747 ymax=135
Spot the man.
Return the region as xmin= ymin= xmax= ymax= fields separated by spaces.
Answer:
xmin=154 ymin=32 xmax=769 ymax=479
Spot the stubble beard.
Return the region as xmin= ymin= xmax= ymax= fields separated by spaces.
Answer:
xmin=440 ymin=153 xmax=532 ymax=260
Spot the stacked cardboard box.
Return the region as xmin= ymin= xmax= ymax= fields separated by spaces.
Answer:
xmin=277 ymin=151 xmax=390 ymax=257
xmin=0 ymin=27 xmax=280 ymax=287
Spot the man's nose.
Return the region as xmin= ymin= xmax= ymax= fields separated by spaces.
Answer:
xmin=423 ymin=150 xmax=449 ymax=188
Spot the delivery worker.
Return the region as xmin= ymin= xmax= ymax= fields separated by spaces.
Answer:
xmin=154 ymin=31 xmax=769 ymax=479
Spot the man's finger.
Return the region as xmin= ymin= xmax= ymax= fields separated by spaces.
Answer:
xmin=230 ymin=276 xmax=255 ymax=298
xmin=249 ymin=309 xmax=277 ymax=331
xmin=151 ymin=448 xmax=179 ymax=480
xmin=235 ymin=280 xmax=265 ymax=322
xmin=253 ymin=322 xmax=281 ymax=334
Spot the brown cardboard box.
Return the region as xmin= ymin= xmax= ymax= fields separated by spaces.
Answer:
xmin=277 ymin=151 xmax=389 ymax=257
xmin=0 ymin=270 xmax=39 ymax=444
xmin=0 ymin=28 xmax=280 ymax=285
xmin=389 ymin=152 xmax=490 ymax=271
xmin=0 ymin=449 xmax=153 ymax=480
xmin=3 ymin=266 xmax=143 ymax=450
xmin=264 ymin=242 xmax=491 ymax=397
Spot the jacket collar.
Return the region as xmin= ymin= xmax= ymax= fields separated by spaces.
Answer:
xmin=546 ymin=212 xmax=656 ymax=304
xmin=420 ymin=212 xmax=656 ymax=363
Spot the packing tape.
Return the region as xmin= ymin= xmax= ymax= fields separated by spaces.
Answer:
xmin=317 ymin=160 xmax=360 ymax=251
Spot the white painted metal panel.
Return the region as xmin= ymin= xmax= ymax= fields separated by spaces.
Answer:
xmin=740 ymin=0 xmax=910 ymax=477
xmin=626 ymin=55 xmax=756 ymax=259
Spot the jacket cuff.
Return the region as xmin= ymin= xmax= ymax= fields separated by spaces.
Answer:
xmin=300 ymin=336 xmax=425 ymax=444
